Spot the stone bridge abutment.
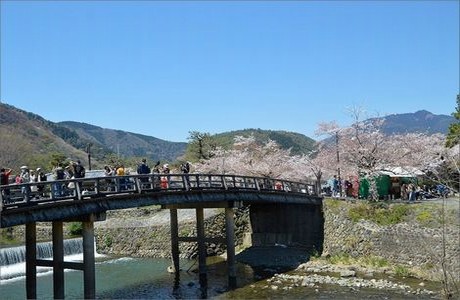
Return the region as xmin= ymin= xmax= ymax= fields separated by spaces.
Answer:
xmin=245 ymin=203 xmax=324 ymax=251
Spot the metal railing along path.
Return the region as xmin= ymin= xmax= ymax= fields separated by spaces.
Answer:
xmin=0 ymin=173 xmax=317 ymax=212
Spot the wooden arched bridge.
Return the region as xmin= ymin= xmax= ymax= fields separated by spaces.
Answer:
xmin=0 ymin=173 xmax=323 ymax=299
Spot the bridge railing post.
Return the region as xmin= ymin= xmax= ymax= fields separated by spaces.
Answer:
xmin=75 ymin=180 xmax=82 ymax=200
xmin=135 ymin=177 xmax=142 ymax=194
xmin=94 ymin=178 xmax=100 ymax=195
xmin=195 ymin=175 xmax=200 ymax=188
xmin=181 ymin=174 xmax=190 ymax=191
xmin=221 ymin=176 xmax=228 ymax=190
xmin=23 ymin=183 xmax=31 ymax=203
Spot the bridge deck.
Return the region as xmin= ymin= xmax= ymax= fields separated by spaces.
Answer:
xmin=1 ymin=173 xmax=321 ymax=227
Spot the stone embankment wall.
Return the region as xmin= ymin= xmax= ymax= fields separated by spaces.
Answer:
xmin=322 ymin=199 xmax=459 ymax=281
xmin=94 ymin=206 xmax=250 ymax=259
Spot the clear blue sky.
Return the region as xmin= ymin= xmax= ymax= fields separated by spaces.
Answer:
xmin=1 ymin=1 xmax=458 ymax=142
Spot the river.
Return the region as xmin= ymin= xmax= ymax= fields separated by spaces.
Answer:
xmin=0 ymin=240 xmax=441 ymax=299
xmin=1 ymin=257 xmax=441 ymax=299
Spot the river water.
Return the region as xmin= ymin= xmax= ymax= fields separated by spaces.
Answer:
xmin=1 ymin=254 xmax=251 ymax=299
xmin=1 ymin=240 xmax=441 ymax=299
xmin=1 ymin=255 xmax=441 ymax=299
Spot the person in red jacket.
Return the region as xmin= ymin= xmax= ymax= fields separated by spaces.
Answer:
xmin=1 ymin=167 xmax=13 ymax=203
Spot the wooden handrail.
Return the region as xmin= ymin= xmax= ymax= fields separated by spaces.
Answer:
xmin=0 ymin=173 xmax=317 ymax=211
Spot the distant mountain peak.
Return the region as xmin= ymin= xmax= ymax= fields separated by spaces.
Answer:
xmin=414 ymin=109 xmax=432 ymax=115
xmin=382 ymin=110 xmax=454 ymax=135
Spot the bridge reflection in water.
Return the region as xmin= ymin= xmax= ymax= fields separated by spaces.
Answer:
xmin=0 ymin=173 xmax=322 ymax=299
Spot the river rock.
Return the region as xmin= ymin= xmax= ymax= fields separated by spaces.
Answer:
xmin=340 ymin=270 xmax=356 ymax=277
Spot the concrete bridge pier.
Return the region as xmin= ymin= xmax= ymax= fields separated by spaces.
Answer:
xmin=25 ymin=222 xmax=37 ymax=299
xmin=225 ymin=207 xmax=236 ymax=289
xmin=196 ymin=207 xmax=207 ymax=293
xmin=24 ymin=214 xmax=102 ymax=299
xmin=168 ymin=204 xmax=238 ymax=293
xmin=169 ymin=208 xmax=180 ymax=277
xmin=82 ymin=219 xmax=96 ymax=299
xmin=52 ymin=221 xmax=65 ymax=298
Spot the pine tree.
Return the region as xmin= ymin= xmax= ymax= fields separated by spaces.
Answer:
xmin=445 ymin=94 xmax=460 ymax=148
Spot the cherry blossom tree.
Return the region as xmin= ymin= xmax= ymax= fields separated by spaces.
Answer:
xmin=194 ymin=135 xmax=305 ymax=180
xmin=314 ymin=106 xmax=456 ymax=200
xmin=289 ymin=142 xmax=340 ymax=194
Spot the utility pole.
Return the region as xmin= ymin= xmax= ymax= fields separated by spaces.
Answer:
xmin=86 ymin=143 xmax=92 ymax=171
xmin=336 ymin=131 xmax=341 ymax=197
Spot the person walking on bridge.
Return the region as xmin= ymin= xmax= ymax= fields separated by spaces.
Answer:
xmin=73 ymin=160 xmax=86 ymax=190
xmin=160 ymin=164 xmax=170 ymax=189
xmin=52 ymin=163 xmax=65 ymax=197
xmin=1 ymin=167 xmax=13 ymax=204
xmin=36 ymin=168 xmax=47 ymax=197
xmin=73 ymin=160 xmax=86 ymax=178
xmin=180 ymin=161 xmax=191 ymax=189
xmin=137 ymin=159 xmax=151 ymax=175
xmin=116 ymin=165 xmax=127 ymax=191
xmin=20 ymin=166 xmax=31 ymax=201
xmin=137 ymin=159 xmax=151 ymax=188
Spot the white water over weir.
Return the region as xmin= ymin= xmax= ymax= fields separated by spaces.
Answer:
xmin=0 ymin=238 xmax=84 ymax=266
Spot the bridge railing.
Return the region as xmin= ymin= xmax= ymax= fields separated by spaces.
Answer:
xmin=0 ymin=174 xmax=317 ymax=210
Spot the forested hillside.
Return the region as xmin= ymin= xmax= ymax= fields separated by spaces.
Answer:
xmin=0 ymin=103 xmax=89 ymax=170
xmin=213 ymin=128 xmax=316 ymax=155
xmin=59 ymin=121 xmax=187 ymax=162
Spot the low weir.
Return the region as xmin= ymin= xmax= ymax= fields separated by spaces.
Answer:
xmin=0 ymin=237 xmax=83 ymax=267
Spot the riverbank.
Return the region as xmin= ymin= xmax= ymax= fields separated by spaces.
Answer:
xmin=230 ymin=197 xmax=459 ymax=299
xmin=322 ymin=197 xmax=459 ymax=282
xmin=1 ymin=197 xmax=458 ymax=298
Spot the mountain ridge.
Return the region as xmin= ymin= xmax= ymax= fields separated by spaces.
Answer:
xmin=0 ymin=102 xmax=455 ymax=171
xmin=380 ymin=110 xmax=455 ymax=135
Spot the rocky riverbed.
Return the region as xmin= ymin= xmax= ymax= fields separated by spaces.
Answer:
xmin=225 ymin=246 xmax=442 ymax=299
xmin=287 ymin=260 xmax=437 ymax=297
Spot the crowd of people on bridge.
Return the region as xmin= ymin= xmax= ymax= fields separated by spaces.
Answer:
xmin=1 ymin=161 xmax=86 ymax=203
xmin=1 ymin=159 xmax=191 ymax=204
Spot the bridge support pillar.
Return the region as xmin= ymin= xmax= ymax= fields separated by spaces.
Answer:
xmin=52 ymin=221 xmax=65 ymax=299
xmin=26 ymin=222 xmax=37 ymax=299
xmin=170 ymin=209 xmax=180 ymax=276
xmin=225 ymin=207 xmax=237 ymax=289
xmin=82 ymin=219 xmax=96 ymax=299
xmin=196 ymin=207 xmax=207 ymax=294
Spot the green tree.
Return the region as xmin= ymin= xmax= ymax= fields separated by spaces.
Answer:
xmin=183 ymin=131 xmax=217 ymax=162
xmin=101 ymin=153 xmax=132 ymax=169
xmin=445 ymin=94 xmax=460 ymax=148
xmin=49 ymin=153 xmax=70 ymax=169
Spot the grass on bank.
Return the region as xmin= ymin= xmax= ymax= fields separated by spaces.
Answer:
xmin=324 ymin=198 xmax=457 ymax=227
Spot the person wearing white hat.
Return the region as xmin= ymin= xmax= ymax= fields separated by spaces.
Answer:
xmin=20 ymin=166 xmax=31 ymax=200
xmin=160 ymin=164 xmax=170 ymax=189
